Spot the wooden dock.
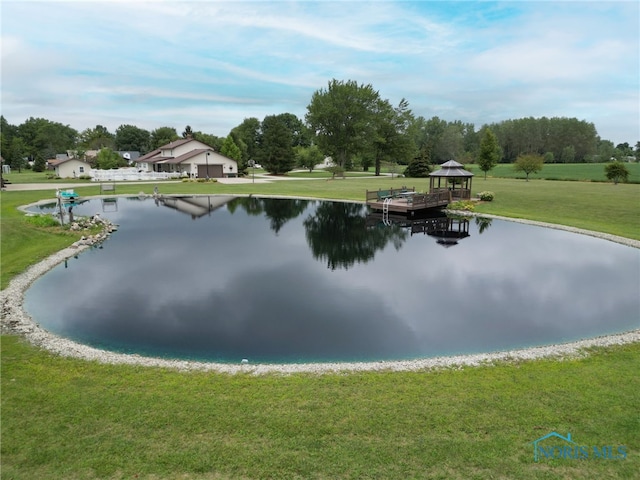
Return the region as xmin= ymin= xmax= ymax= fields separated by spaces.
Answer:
xmin=365 ymin=187 xmax=467 ymax=215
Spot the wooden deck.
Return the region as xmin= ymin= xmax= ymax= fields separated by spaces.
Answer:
xmin=366 ymin=187 xmax=471 ymax=215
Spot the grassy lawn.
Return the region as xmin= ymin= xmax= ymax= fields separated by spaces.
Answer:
xmin=2 ymin=336 xmax=638 ymax=480
xmin=1 ymin=175 xmax=639 ymax=479
xmin=470 ymin=162 xmax=640 ymax=182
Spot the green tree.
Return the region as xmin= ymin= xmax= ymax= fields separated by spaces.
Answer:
xmin=258 ymin=115 xmax=295 ymax=174
xmin=8 ymin=137 xmax=27 ymax=172
xmin=295 ymin=145 xmax=324 ymax=172
xmin=95 ymin=148 xmax=126 ymax=170
xmin=513 ymin=153 xmax=544 ymax=181
xmin=115 ymin=124 xmax=151 ymax=153
xmin=604 ymin=161 xmax=629 ymax=184
xmin=306 ymin=79 xmax=382 ymax=168
xmin=595 ymin=139 xmax=616 ymax=162
xmin=615 ymin=142 xmax=633 ymax=158
xmin=403 ymin=155 xmax=431 ymax=177
xmin=486 ymin=116 xmax=597 ymax=163
xmin=370 ymin=98 xmax=415 ymax=175
xmin=543 ymin=151 xmax=555 ymax=164
xmin=434 ymin=123 xmax=464 ymax=162
xmin=150 ymin=127 xmax=179 ymax=150
xmin=32 ymin=154 xmax=46 ymax=172
xmin=1 ymin=116 xmax=18 ymax=161
xmin=17 ymin=117 xmax=77 ymax=161
xmin=477 ymin=128 xmax=501 ymax=179
xmin=78 ymin=125 xmax=115 ymax=150
xmin=220 ymin=135 xmax=242 ymax=162
xmin=231 ymin=117 xmax=261 ymax=164
xmin=277 ymin=113 xmax=311 ymax=147
xmin=560 ymin=145 xmax=576 ymax=163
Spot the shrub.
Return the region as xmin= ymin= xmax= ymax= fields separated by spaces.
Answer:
xmin=403 ymin=158 xmax=431 ymax=178
xmin=78 ymin=175 xmax=92 ymax=180
xmin=477 ymin=191 xmax=495 ymax=201
xmin=448 ymin=200 xmax=475 ymax=211
xmin=325 ymin=166 xmax=345 ymax=179
xmin=604 ymin=161 xmax=630 ymax=185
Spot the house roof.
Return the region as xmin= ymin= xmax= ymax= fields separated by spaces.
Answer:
xmin=118 ymin=151 xmax=140 ymax=161
xmin=165 ymin=148 xmax=210 ymax=164
xmin=48 ymin=158 xmax=91 ymax=167
xmin=138 ymin=147 xmax=238 ymax=165
xmin=137 ymin=149 xmax=161 ymax=162
xmin=158 ymin=137 xmax=196 ymax=151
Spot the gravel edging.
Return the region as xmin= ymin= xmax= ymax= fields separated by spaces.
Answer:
xmin=2 ymin=202 xmax=639 ymax=375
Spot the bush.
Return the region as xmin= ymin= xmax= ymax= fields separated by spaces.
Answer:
xmin=78 ymin=175 xmax=92 ymax=180
xmin=196 ymin=178 xmax=217 ymax=183
xmin=448 ymin=200 xmax=475 ymax=211
xmin=477 ymin=191 xmax=495 ymax=201
xmin=325 ymin=166 xmax=345 ymax=179
xmin=403 ymin=158 xmax=431 ymax=178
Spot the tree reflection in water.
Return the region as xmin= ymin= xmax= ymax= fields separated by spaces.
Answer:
xmin=304 ymin=202 xmax=408 ymax=270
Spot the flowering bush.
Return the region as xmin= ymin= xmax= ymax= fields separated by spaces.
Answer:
xmin=478 ymin=191 xmax=495 ymax=201
xmin=448 ymin=200 xmax=475 ymax=211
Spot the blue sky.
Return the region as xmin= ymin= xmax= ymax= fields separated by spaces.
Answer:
xmin=2 ymin=0 xmax=638 ymax=144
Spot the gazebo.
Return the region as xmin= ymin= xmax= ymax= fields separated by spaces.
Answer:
xmin=429 ymin=160 xmax=474 ymax=201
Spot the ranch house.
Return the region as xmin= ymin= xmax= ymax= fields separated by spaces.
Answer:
xmin=135 ymin=137 xmax=238 ymax=179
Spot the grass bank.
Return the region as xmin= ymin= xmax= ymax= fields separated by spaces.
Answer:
xmin=1 ymin=177 xmax=639 ymax=479
xmin=2 ymin=337 xmax=639 ymax=479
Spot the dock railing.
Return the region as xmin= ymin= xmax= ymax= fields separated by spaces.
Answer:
xmin=366 ymin=186 xmax=415 ymax=202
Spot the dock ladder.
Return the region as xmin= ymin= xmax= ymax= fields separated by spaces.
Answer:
xmin=382 ymin=197 xmax=392 ymax=226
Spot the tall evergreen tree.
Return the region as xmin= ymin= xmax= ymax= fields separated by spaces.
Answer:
xmin=477 ymin=128 xmax=501 ymax=179
xmin=258 ymin=115 xmax=295 ymax=175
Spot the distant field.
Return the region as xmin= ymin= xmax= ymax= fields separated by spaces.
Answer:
xmin=466 ymin=162 xmax=640 ymax=182
xmin=4 ymin=162 xmax=638 ymax=184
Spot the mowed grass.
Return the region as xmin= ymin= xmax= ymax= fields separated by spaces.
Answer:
xmin=2 ymin=336 xmax=639 ymax=480
xmin=470 ymin=162 xmax=640 ymax=182
xmin=1 ymin=173 xmax=639 ymax=479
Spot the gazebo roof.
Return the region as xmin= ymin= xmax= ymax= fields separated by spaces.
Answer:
xmin=430 ymin=160 xmax=474 ymax=177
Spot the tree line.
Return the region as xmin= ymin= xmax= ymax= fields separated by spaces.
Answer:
xmin=1 ymin=79 xmax=638 ymax=176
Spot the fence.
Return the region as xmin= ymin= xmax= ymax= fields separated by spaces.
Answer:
xmin=90 ymin=168 xmax=184 ymax=182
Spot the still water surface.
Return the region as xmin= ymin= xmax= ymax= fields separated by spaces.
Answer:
xmin=25 ymin=196 xmax=639 ymax=363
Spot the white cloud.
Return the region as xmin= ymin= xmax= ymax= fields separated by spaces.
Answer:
xmin=1 ymin=1 xmax=638 ymax=143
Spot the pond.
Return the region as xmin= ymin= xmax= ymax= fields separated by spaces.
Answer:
xmin=24 ymin=196 xmax=639 ymax=364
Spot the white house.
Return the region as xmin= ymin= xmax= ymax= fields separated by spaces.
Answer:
xmin=47 ymin=158 xmax=92 ymax=178
xmin=135 ymin=137 xmax=238 ymax=178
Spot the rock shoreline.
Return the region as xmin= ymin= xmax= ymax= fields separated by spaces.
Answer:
xmin=2 ymin=206 xmax=638 ymax=375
